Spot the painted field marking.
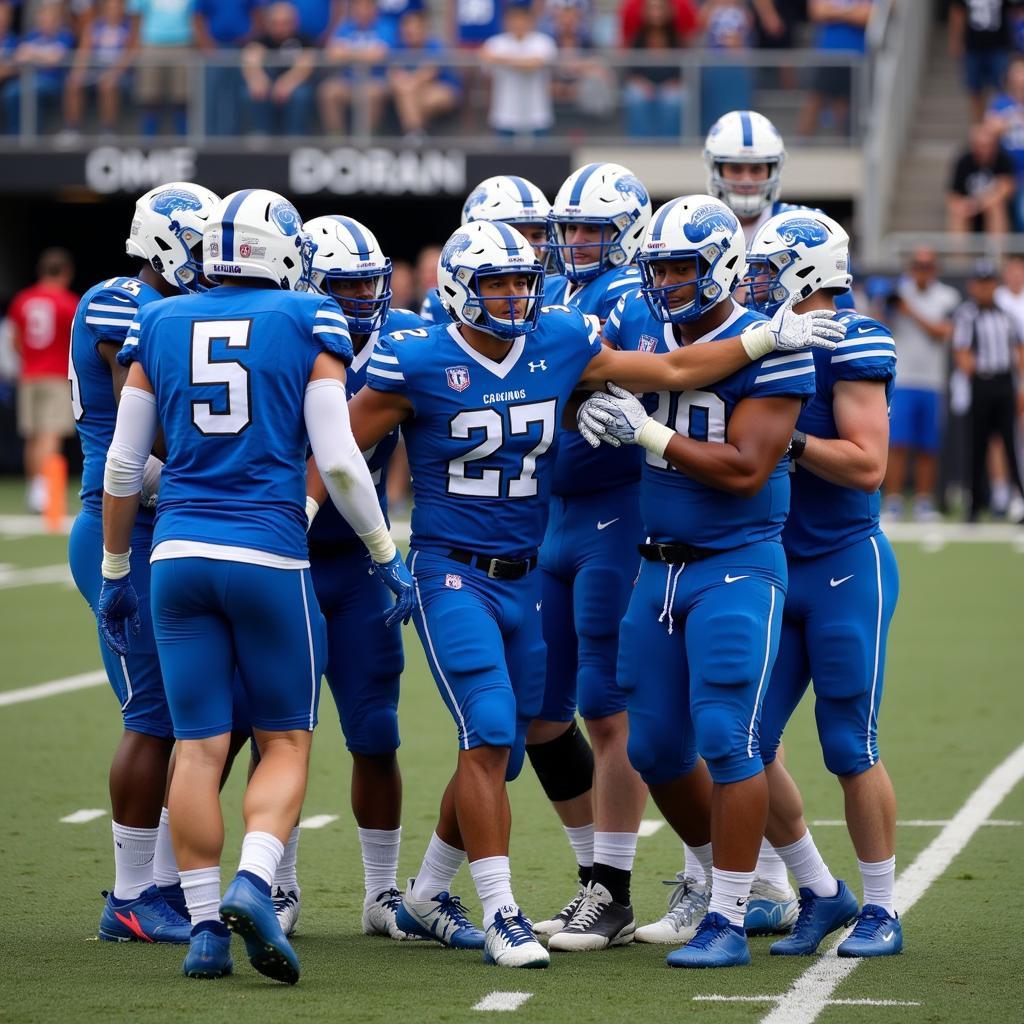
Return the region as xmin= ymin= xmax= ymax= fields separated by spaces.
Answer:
xmin=0 ymin=514 xmax=74 ymax=537
xmin=60 ymin=809 xmax=107 ymax=824
xmin=811 ymin=818 xmax=1020 ymax=827
xmin=0 ymin=563 xmax=73 ymax=589
xmin=473 ymin=992 xmax=533 ymax=1012
xmin=695 ymin=996 xmax=920 ymax=1007
xmin=299 ymin=814 xmax=339 ymax=830
xmin=0 ymin=670 xmax=106 ymax=707
xmin=759 ymin=741 xmax=1024 ymax=1024
xmin=638 ymin=819 xmax=666 ymax=838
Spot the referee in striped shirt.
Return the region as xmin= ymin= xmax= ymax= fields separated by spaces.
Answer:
xmin=953 ymin=259 xmax=1024 ymax=521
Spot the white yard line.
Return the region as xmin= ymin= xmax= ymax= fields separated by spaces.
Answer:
xmin=0 ymin=563 xmax=73 ymax=589
xmin=298 ymin=814 xmax=340 ymax=830
xmin=694 ymin=996 xmax=920 ymax=1006
xmin=760 ymin=741 xmax=1024 ymax=1024
xmin=811 ymin=818 xmax=1020 ymax=827
xmin=0 ymin=669 xmax=106 ymax=707
xmin=473 ymin=992 xmax=533 ymax=1012
xmin=60 ymin=808 xmax=107 ymax=824
xmin=638 ymin=819 xmax=666 ymax=837
xmin=0 ymin=514 xmax=75 ymax=537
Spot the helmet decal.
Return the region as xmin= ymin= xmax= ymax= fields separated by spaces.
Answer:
xmin=683 ymin=205 xmax=738 ymax=244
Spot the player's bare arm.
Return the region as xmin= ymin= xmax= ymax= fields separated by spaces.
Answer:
xmin=347 ymin=384 xmax=413 ymax=453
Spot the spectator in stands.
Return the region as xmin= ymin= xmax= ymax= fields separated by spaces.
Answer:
xmin=61 ymin=0 xmax=132 ymax=139
xmin=950 ymin=0 xmax=1013 ymax=124
xmin=5 ymin=248 xmax=78 ymax=514
xmin=996 ymin=250 xmax=1024 ymax=334
xmin=796 ymin=0 xmax=872 ymax=138
xmin=128 ymin=0 xmax=194 ymax=136
xmin=390 ymin=258 xmax=415 ymax=309
xmin=453 ymin=0 xmax=506 ymax=47
xmin=986 ymin=54 xmax=1024 ymax=227
xmin=289 ymin=0 xmax=342 ymax=43
xmin=318 ymin=0 xmax=395 ymax=136
xmin=480 ymin=1 xmax=557 ymax=140
xmin=948 ymin=122 xmax=1015 ymax=235
xmin=242 ymin=1 xmax=314 ymax=136
xmin=699 ymin=0 xmax=755 ymax=133
xmin=415 ymin=243 xmax=441 ymax=308
xmin=194 ymin=0 xmax=262 ymax=136
xmin=751 ymin=1 xmax=805 ymax=90
xmin=623 ymin=0 xmax=686 ymax=138
xmin=619 ymin=0 xmax=697 ymax=42
xmin=0 ymin=11 xmax=21 ymax=96
xmin=1 ymin=1 xmax=74 ymax=135
xmin=883 ymin=247 xmax=960 ymax=522
xmin=388 ymin=8 xmax=460 ymax=140
xmin=547 ymin=0 xmax=615 ymax=122
xmin=377 ymin=0 xmax=423 ymax=39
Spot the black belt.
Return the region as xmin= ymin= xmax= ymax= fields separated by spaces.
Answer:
xmin=639 ymin=541 xmax=720 ymax=565
xmin=448 ymin=547 xmax=538 ymax=580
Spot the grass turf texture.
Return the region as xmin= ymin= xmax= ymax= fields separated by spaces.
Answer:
xmin=0 ymin=481 xmax=1021 ymax=1023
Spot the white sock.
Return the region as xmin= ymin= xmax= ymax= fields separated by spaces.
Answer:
xmin=858 ymin=856 xmax=896 ymax=916
xmin=593 ymin=831 xmax=638 ymax=872
xmin=564 ymin=823 xmax=594 ymax=869
xmin=708 ymin=866 xmax=755 ymax=929
xmin=237 ymin=831 xmax=284 ymax=889
xmin=272 ymin=826 xmax=300 ymax=893
xmin=111 ymin=821 xmax=157 ymax=900
xmin=755 ymin=838 xmax=791 ymax=888
xmin=180 ymin=865 xmax=221 ymax=926
xmin=685 ymin=842 xmax=713 ymax=884
xmin=469 ymin=855 xmax=518 ymax=924
xmin=358 ymin=826 xmax=401 ymax=900
xmin=412 ymin=832 xmax=466 ymax=901
xmin=153 ymin=807 xmax=179 ymax=889
xmin=775 ymin=831 xmax=838 ymax=898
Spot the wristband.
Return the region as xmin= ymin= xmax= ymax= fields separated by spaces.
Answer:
xmin=102 ymin=547 xmax=131 ymax=580
xmin=788 ymin=430 xmax=807 ymax=461
xmin=358 ymin=522 xmax=398 ymax=565
xmin=740 ymin=324 xmax=774 ymax=360
xmin=305 ymin=495 xmax=320 ymax=530
xmin=636 ymin=418 xmax=675 ymax=459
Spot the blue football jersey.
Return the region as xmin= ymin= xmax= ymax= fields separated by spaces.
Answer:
xmin=783 ymin=310 xmax=896 ymax=558
xmin=69 ymin=275 xmax=165 ymax=519
xmin=365 ymin=307 xmax=602 ymax=558
xmin=120 ymin=286 xmax=353 ymax=560
xmin=546 ymin=264 xmax=645 ymax=497
xmin=308 ymin=306 xmax=426 ymax=545
xmin=616 ymin=298 xmax=816 ymax=549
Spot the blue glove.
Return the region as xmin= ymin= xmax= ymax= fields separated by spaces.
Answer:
xmin=97 ymin=575 xmax=141 ymax=656
xmin=371 ymin=550 xmax=415 ymax=628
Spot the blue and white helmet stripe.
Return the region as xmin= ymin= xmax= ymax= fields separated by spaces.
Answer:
xmin=220 ymin=187 xmax=255 ymax=263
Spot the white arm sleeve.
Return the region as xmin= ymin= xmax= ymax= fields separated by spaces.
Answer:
xmin=304 ymin=378 xmax=395 ymax=563
xmin=104 ymin=386 xmax=158 ymax=497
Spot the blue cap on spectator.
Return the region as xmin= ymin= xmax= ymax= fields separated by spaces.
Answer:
xmin=971 ymin=258 xmax=1000 ymax=280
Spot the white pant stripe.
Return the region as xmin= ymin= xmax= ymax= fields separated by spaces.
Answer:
xmin=866 ymin=536 xmax=884 ymax=765
xmin=747 ymin=584 xmax=776 ymax=759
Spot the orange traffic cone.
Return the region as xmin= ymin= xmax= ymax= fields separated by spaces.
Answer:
xmin=42 ymin=453 xmax=67 ymax=534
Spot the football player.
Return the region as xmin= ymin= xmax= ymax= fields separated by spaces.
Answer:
xmin=746 ymin=209 xmax=901 ymax=958
xmin=68 ymin=182 xmax=219 ymax=945
xmin=345 ymin=220 xmax=843 ymax=969
xmin=578 ymin=195 xmax=818 ymax=968
xmin=302 ymin=214 xmax=428 ymax=940
xmin=98 ymin=189 xmax=414 ymax=983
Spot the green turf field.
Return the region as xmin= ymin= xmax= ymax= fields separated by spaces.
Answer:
xmin=0 ymin=480 xmax=1021 ymax=1023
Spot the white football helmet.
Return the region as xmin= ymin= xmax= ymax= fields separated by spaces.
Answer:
xmin=437 ymin=220 xmax=544 ymax=340
xmin=549 ymin=162 xmax=652 ymax=283
xmin=461 ymin=175 xmax=552 ymax=265
xmin=204 ymin=188 xmax=315 ymax=291
xmin=638 ymin=195 xmax=747 ymax=324
xmin=704 ymin=110 xmax=786 ymax=219
xmin=745 ymin=209 xmax=851 ymax=315
xmin=125 ymin=182 xmax=221 ymax=293
xmin=304 ymin=215 xmax=392 ymax=333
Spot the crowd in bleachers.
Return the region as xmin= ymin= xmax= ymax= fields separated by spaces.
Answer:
xmin=0 ymin=0 xmax=872 ymax=140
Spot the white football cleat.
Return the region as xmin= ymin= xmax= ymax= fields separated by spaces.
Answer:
xmin=483 ymin=912 xmax=550 ymax=968
xmin=272 ymin=886 xmax=300 ymax=937
xmin=362 ymin=887 xmax=415 ymax=940
xmin=547 ymin=882 xmax=634 ymax=951
xmin=635 ymin=874 xmax=709 ymax=944
xmin=744 ymin=877 xmax=799 ymax=935
xmin=533 ymin=885 xmax=587 ymax=937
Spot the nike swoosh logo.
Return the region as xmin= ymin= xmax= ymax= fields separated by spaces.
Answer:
xmin=724 ymin=574 xmax=749 ymax=584
xmin=114 ymin=910 xmax=154 ymax=942
xmin=881 ymin=930 xmax=895 ymax=943
xmin=735 ymin=898 xmax=748 ymax=907
xmin=596 ymin=519 xmax=620 ymax=530
xmin=830 ymin=575 xmax=854 ymax=587
xmin=535 ymin=602 xmax=542 ymax=611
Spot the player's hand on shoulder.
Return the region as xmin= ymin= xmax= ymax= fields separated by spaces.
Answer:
xmin=768 ymin=295 xmax=847 ymax=352
xmin=371 ymin=549 xmax=415 ymax=627
xmin=97 ymin=575 xmax=141 ymax=656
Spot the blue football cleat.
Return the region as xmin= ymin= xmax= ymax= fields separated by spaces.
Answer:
xmin=771 ymin=881 xmax=859 ymax=955
xmin=666 ymin=912 xmax=751 ymax=968
xmin=158 ymin=882 xmax=188 ymax=921
xmin=183 ymin=926 xmax=233 ymax=979
xmin=837 ymin=904 xmax=903 ymax=958
xmin=395 ymin=878 xmax=485 ymax=949
xmin=98 ymin=885 xmax=192 ymax=944
xmin=219 ymin=875 xmax=300 ymax=984
xmin=744 ymin=878 xmax=799 ymax=935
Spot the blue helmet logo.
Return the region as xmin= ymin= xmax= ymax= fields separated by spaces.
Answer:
xmin=683 ymin=204 xmax=738 ymax=244
xmin=463 ymin=188 xmax=488 ymax=218
xmin=270 ymin=200 xmax=301 ymax=236
xmin=150 ymin=188 xmax=203 ymax=217
xmin=615 ymin=175 xmax=648 ymax=208
xmin=441 ymin=231 xmax=472 ymax=271
xmin=778 ymin=217 xmax=829 ymax=248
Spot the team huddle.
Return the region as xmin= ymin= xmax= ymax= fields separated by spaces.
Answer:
xmin=68 ymin=108 xmax=902 ymax=985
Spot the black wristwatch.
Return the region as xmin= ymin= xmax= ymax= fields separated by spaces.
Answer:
xmin=788 ymin=430 xmax=807 ymax=461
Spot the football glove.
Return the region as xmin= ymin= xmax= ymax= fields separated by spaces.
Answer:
xmin=98 ymin=575 xmax=141 ymax=656
xmin=741 ymin=296 xmax=846 ymax=359
xmin=577 ymin=383 xmax=674 ymax=457
xmin=371 ymin=550 xmax=415 ymax=628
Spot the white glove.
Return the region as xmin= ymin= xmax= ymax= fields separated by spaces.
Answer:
xmin=577 ymin=383 xmax=674 ymax=457
xmin=305 ymin=495 xmax=320 ymax=531
xmin=140 ymin=455 xmax=163 ymax=509
xmin=740 ymin=296 xmax=847 ymax=359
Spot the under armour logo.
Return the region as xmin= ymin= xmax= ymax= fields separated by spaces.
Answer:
xmin=528 ymin=360 xmax=547 ymax=372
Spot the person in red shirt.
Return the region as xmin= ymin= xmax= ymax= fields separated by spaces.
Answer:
xmin=7 ymin=248 xmax=78 ymax=512
xmin=619 ymin=0 xmax=698 ymax=43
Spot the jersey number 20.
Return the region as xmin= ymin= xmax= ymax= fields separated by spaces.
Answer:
xmin=190 ymin=320 xmax=252 ymax=436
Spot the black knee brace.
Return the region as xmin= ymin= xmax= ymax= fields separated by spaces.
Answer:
xmin=526 ymin=721 xmax=594 ymax=802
